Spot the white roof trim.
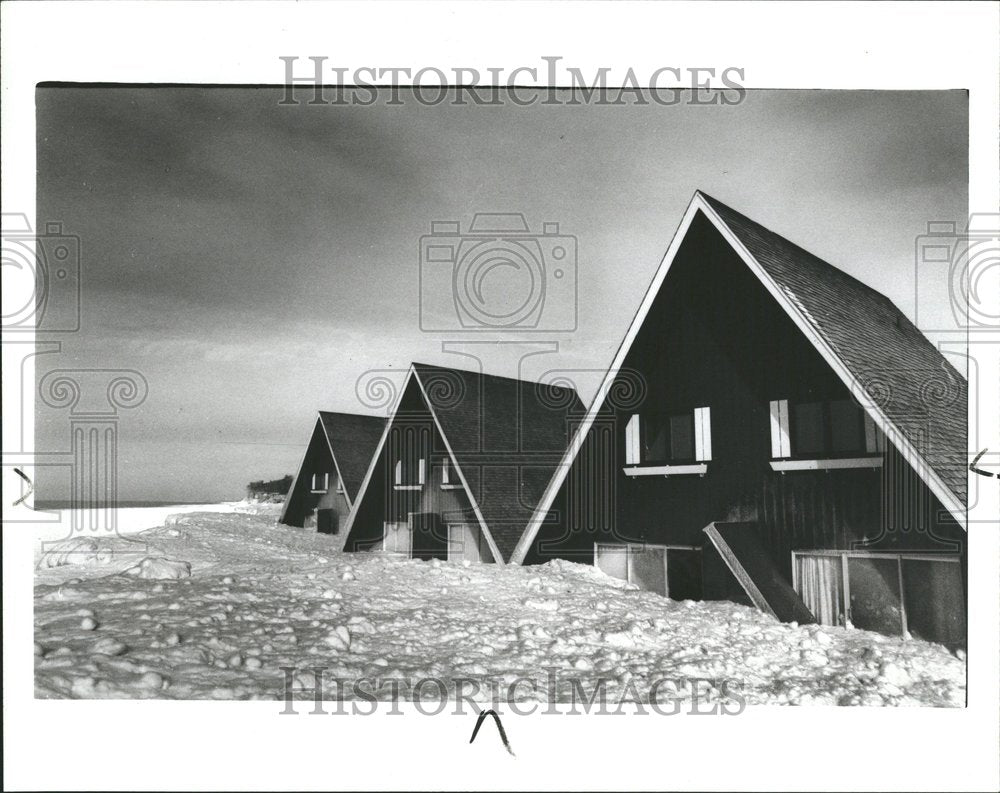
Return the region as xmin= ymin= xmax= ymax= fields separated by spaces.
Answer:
xmin=319 ymin=416 xmax=352 ymax=510
xmin=338 ymin=368 xmax=415 ymax=551
xmin=278 ymin=419 xmax=316 ymax=525
xmin=279 ymin=415 xmax=346 ymax=523
xmin=411 ymin=369 xmax=505 ymax=566
xmin=338 ymin=366 xmax=506 ymax=565
xmin=509 ymin=191 xmax=965 ymax=564
xmin=695 ymin=197 xmax=965 ymax=530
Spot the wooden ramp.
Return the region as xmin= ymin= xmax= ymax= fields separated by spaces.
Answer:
xmin=703 ymin=521 xmax=815 ymax=624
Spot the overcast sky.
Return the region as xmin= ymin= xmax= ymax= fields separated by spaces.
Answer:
xmin=35 ymin=87 xmax=967 ymax=502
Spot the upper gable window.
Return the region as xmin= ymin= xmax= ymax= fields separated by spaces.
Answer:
xmin=440 ymin=457 xmax=462 ymax=490
xmin=770 ymin=398 xmax=883 ymax=470
xmin=310 ymin=472 xmax=330 ymax=493
xmin=394 ymin=456 xmax=425 ymax=490
xmin=643 ymin=412 xmax=697 ymax=463
xmin=624 ymin=408 xmax=711 ymax=474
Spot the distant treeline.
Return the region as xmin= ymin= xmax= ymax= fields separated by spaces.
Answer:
xmin=246 ymin=475 xmax=293 ymax=497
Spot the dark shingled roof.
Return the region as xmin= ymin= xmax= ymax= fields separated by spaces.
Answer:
xmin=412 ymin=362 xmax=586 ymax=561
xmin=699 ymin=192 xmax=967 ymax=508
xmin=317 ymin=411 xmax=387 ymax=503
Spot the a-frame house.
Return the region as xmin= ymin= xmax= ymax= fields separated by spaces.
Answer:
xmin=511 ymin=190 xmax=967 ymax=647
xmin=339 ymin=362 xmax=586 ymax=564
xmin=280 ymin=411 xmax=386 ymax=534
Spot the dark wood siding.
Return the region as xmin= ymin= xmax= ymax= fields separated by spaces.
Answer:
xmin=344 ymin=377 xmax=480 ymax=557
xmin=280 ymin=421 xmax=351 ymax=532
xmin=528 ymin=212 xmax=965 ymax=580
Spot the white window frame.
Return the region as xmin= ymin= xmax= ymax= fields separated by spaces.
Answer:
xmin=791 ymin=549 xmax=961 ymax=638
xmin=393 ymin=457 xmax=425 ymax=490
xmin=310 ymin=472 xmax=329 ymax=494
xmin=769 ymin=398 xmax=884 ymax=472
xmin=593 ymin=542 xmax=702 ymax=598
xmin=622 ymin=407 xmax=711 ymax=477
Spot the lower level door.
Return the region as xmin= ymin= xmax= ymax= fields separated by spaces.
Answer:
xmin=447 ymin=523 xmax=483 ymax=563
xmin=316 ymin=508 xmax=338 ymax=535
xmin=382 ymin=521 xmax=411 ymax=555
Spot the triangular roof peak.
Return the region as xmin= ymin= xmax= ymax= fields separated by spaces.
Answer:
xmin=509 ymin=190 xmax=967 ymax=563
xmin=340 ymin=361 xmax=586 ymax=564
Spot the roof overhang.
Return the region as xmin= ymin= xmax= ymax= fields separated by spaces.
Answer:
xmin=338 ymin=365 xmax=506 ymax=565
xmin=509 ymin=191 xmax=966 ymax=565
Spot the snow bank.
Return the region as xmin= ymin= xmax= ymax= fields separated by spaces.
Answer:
xmin=123 ymin=557 xmax=192 ymax=580
xmin=34 ymin=510 xmax=966 ymax=705
xmin=32 ymin=501 xmax=257 ymax=555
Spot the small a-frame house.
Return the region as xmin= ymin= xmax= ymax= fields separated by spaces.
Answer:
xmin=512 ymin=191 xmax=968 ymax=647
xmin=339 ymin=362 xmax=586 ymax=564
xmin=280 ymin=411 xmax=386 ymax=534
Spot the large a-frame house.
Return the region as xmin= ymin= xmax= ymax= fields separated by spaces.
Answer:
xmin=340 ymin=362 xmax=586 ymax=564
xmin=280 ymin=411 xmax=386 ymax=534
xmin=511 ymin=191 xmax=968 ymax=647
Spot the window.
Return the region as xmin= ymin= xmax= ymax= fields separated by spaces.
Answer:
xmin=310 ymin=472 xmax=329 ymax=493
xmin=792 ymin=401 xmax=826 ymax=456
xmin=642 ymin=412 xmax=696 ymax=463
xmin=792 ymin=550 xmax=965 ymax=648
xmin=770 ymin=398 xmax=883 ymax=470
xmin=393 ymin=457 xmax=425 ymax=490
xmin=440 ymin=458 xmax=462 ymax=490
xmin=624 ymin=408 xmax=711 ymax=473
xmin=594 ymin=543 xmax=703 ymax=600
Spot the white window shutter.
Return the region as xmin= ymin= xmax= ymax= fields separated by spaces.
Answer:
xmin=694 ymin=407 xmax=712 ymax=461
xmin=310 ymin=473 xmax=317 ymax=490
xmin=769 ymin=399 xmax=791 ymax=458
xmin=625 ymin=414 xmax=641 ymax=465
xmin=418 ymin=458 xmax=426 ymax=485
xmin=394 ymin=460 xmax=402 ymax=485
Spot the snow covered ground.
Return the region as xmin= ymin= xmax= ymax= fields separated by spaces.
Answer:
xmin=33 ymin=509 xmax=966 ymax=706
xmin=31 ymin=500 xmax=255 ymax=552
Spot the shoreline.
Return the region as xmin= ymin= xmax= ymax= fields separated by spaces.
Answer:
xmin=30 ymin=501 xmax=273 ymax=552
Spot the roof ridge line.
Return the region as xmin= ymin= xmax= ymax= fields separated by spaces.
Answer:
xmin=411 ymin=360 xmax=582 ymax=394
